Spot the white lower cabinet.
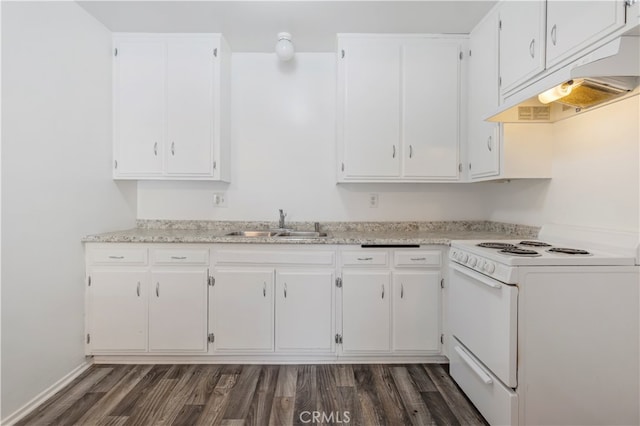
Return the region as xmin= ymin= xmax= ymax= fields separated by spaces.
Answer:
xmin=210 ymin=269 xmax=275 ymax=352
xmin=87 ymin=269 xmax=148 ymax=352
xmin=339 ymin=247 xmax=443 ymax=357
xmin=341 ymin=270 xmax=391 ymax=353
xmin=149 ymin=269 xmax=208 ymax=352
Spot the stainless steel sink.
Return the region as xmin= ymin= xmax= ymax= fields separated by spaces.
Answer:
xmin=226 ymin=230 xmax=280 ymax=237
xmin=225 ymin=230 xmax=328 ymax=238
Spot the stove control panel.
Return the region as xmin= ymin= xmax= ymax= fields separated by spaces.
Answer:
xmin=449 ymin=248 xmax=516 ymax=284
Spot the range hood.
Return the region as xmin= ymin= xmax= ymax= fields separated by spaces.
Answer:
xmin=488 ymin=36 xmax=640 ymax=123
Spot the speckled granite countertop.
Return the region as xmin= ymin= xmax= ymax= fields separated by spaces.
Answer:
xmin=83 ymin=220 xmax=539 ymax=245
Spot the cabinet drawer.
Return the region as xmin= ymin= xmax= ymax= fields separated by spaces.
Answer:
xmin=394 ymin=250 xmax=441 ymax=267
xmin=152 ymin=248 xmax=209 ymax=265
xmin=88 ymin=247 xmax=148 ymax=265
xmin=341 ymin=251 xmax=388 ymax=267
xmin=215 ymin=249 xmax=335 ymax=266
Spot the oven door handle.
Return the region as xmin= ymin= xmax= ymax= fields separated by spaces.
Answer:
xmin=454 ymin=345 xmax=493 ymax=385
xmin=450 ymin=263 xmax=502 ymax=289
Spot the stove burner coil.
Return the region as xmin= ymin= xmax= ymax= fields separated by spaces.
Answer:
xmin=548 ymin=247 xmax=591 ymax=255
xmin=477 ymin=242 xmax=517 ymax=249
xmin=519 ymin=241 xmax=552 ymax=247
xmin=499 ymin=248 xmax=541 ymax=257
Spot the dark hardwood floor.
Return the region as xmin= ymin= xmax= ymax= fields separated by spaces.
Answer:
xmin=16 ymin=364 xmax=488 ymax=426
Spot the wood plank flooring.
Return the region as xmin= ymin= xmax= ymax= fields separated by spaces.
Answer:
xmin=16 ymin=364 xmax=488 ymax=426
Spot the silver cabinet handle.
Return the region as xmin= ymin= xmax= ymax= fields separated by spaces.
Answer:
xmin=171 ymin=142 xmax=175 ymax=156
xmin=136 ymin=282 xmax=140 ymax=297
xmin=284 ymin=283 xmax=287 ymax=298
xmin=487 ymin=136 xmax=492 ymax=152
xmin=108 ymin=255 xmax=124 ymax=259
xmin=401 ymin=283 xmax=404 ymax=299
xmin=410 ymin=257 xmax=426 ymax=261
xmin=409 ymin=145 xmax=413 ymax=159
xmin=381 ymin=284 xmax=385 ymax=299
xmin=156 ymin=282 xmax=159 ymax=297
xmin=154 ymin=142 xmax=158 ymax=156
xmin=529 ymin=39 xmax=535 ymax=58
xmin=263 ymin=282 xmax=266 ymax=297
xmin=357 ymin=257 xmax=373 ymax=261
xmin=171 ymin=256 xmax=187 ymax=260
xmin=551 ymin=24 xmax=557 ymax=46
xmin=392 ymin=145 xmax=396 ymax=158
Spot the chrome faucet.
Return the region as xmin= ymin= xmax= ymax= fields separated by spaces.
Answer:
xmin=278 ymin=209 xmax=287 ymax=229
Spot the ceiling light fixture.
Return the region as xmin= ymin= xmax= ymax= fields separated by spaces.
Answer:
xmin=275 ymin=32 xmax=294 ymax=61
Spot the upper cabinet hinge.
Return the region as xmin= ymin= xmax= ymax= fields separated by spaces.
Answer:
xmin=88 ymin=276 xmax=91 ymax=287
xmin=625 ymin=0 xmax=637 ymax=6
xmin=468 ymin=49 xmax=472 ymax=58
xmin=214 ymin=48 xmax=218 ymax=57
xmin=114 ymin=48 xmax=118 ymax=57
xmin=208 ymin=276 xmax=215 ymax=286
xmin=459 ymin=51 xmax=463 ymax=60
xmin=86 ymin=333 xmax=91 ymax=344
xmin=440 ymin=278 xmax=444 ymax=289
xmin=213 ymin=161 xmax=217 ymax=170
xmin=341 ymin=49 xmax=345 ymax=59
xmin=336 ymin=277 xmax=342 ymax=288
xmin=499 ymin=20 xmax=502 ymax=30
xmin=208 ymin=333 xmax=215 ymax=343
xmin=114 ymin=160 xmax=118 ymax=169
xmin=335 ymin=334 xmax=343 ymax=344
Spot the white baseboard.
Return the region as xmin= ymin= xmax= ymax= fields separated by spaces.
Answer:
xmin=1 ymin=360 xmax=94 ymax=426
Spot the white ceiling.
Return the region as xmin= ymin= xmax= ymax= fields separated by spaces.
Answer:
xmin=77 ymin=1 xmax=496 ymax=52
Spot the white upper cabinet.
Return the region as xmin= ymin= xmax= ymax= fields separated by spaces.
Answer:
xmin=467 ymin=10 xmax=501 ymax=180
xmin=498 ymin=1 xmax=546 ymax=94
xmin=113 ymin=34 xmax=230 ymax=181
xmin=337 ymin=35 xmax=462 ymax=182
xmin=546 ymin=1 xmax=626 ymax=68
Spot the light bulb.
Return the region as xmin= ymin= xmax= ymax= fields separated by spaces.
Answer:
xmin=538 ymin=80 xmax=575 ymax=104
xmin=276 ymin=32 xmax=294 ymax=61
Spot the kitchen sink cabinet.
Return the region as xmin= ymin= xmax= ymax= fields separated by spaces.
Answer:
xmin=338 ymin=247 xmax=443 ymax=356
xmin=545 ymin=1 xmax=626 ymax=69
xmin=85 ymin=244 xmax=211 ymax=355
xmin=113 ymin=34 xmax=230 ymax=181
xmin=337 ymin=35 xmax=463 ymax=182
xmin=498 ymin=1 xmax=546 ymax=94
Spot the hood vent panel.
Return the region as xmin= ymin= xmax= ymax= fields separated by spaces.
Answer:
xmin=518 ymin=106 xmax=551 ymax=121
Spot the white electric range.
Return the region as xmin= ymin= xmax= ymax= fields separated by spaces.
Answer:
xmin=447 ymin=224 xmax=640 ymax=426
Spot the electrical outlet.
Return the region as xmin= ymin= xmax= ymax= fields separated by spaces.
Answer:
xmin=213 ymin=193 xmax=227 ymax=208
xmin=369 ymin=193 xmax=379 ymax=208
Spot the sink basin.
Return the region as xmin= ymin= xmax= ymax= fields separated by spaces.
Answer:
xmin=226 ymin=230 xmax=280 ymax=237
xmin=277 ymin=231 xmax=328 ymax=238
xmin=225 ymin=230 xmax=328 ymax=238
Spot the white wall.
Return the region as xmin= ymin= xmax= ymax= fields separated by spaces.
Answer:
xmin=488 ymin=96 xmax=640 ymax=232
xmin=138 ymin=53 xmax=495 ymax=222
xmin=1 ymin=2 xmax=136 ymax=420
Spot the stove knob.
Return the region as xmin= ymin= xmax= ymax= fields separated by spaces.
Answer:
xmin=484 ymin=262 xmax=496 ymax=273
xmin=459 ymin=253 xmax=468 ymax=263
xmin=468 ymin=256 xmax=477 ymax=267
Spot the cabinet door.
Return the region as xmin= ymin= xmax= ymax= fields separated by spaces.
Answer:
xmin=546 ymin=1 xmax=625 ymax=68
xmin=341 ymin=270 xmax=391 ymax=353
xmin=339 ymin=38 xmax=401 ymax=178
xmin=468 ymin=12 xmax=501 ymax=179
xmin=87 ymin=269 xmax=148 ymax=352
xmin=392 ymin=271 xmax=440 ymax=352
xmin=275 ymin=270 xmax=334 ymax=352
xmin=113 ymin=39 xmax=164 ymax=176
xmin=211 ymin=269 xmax=274 ymax=352
xmin=149 ymin=269 xmax=208 ymax=352
xmin=166 ymin=38 xmax=215 ymax=176
xmin=402 ymin=40 xmax=460 ymax=179
xmin=499 ymin=1 xmax=546 ymax=93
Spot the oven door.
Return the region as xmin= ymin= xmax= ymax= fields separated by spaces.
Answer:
xmin=448 ymin=261 xmax=518 ymax=388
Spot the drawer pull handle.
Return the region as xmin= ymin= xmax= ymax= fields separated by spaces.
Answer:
xmin=410 ymin=257 xmax=426 ymax=261
xmin=357 ymin=257 xmax=373 ymax=261
xmin=284 ymin=283 xmax=287 ymax=298
xmin=170 ymin=256 xmax=187 ymax=260
xmin=136 ymin=282 xmax=141 ymax=297
xmin=455 ymin=345 xmax=493 ymax=385
xmin=156 ymin=282 xmax=160 ymax=297
xmin=401 ymin=283 xmax=404 ymax=299
xmin=108 ymin=256 xmax=124 ymax=259
xmin=381 ymin=284 xmax=385 ymax=299
xmin=487 ymin=136 xmax=492 ymax=152
xmin=529 ymin=38 xmax=535 ymax=58
xmin=263 ymin=282 xmax=266 ymax=297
